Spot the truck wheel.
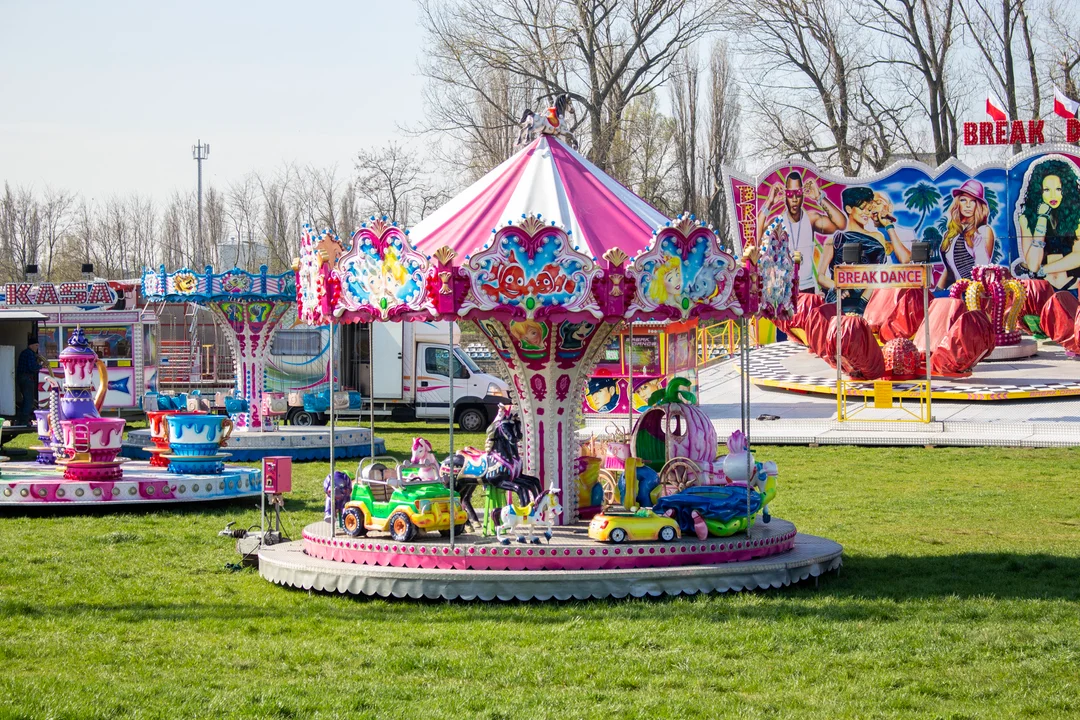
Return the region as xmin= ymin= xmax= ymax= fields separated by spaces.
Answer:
xmin=289 ymin=409 xmax=316 ymax=427
xmin=342 ymin=508 xmax=366 ymax=537
xmin=388 ymin=511 xmax=416 ymax=542
xmin=457 ymin=407 xmax=487 ymax=432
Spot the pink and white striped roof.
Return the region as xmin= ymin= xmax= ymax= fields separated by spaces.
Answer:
xmin=410 ymin=136 xmax=669 ymax=260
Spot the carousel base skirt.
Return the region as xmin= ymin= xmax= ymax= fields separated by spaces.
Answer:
xmin=258 ymin=519 xmax=843 ymax=601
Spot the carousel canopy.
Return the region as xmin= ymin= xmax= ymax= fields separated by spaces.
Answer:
xmin=410 ymin=136 xmax=669 ymax=260
xmin=293 ymin=135 xmax=797 ymax=327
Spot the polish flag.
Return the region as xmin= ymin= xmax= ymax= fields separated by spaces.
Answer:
xmin=986 ymin=93 xmax=1008 ymax=122
xmin=1054 ymin=87 xmax=1080 ymax=119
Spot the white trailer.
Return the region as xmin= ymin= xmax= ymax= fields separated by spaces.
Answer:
xmin=338 ymin=321 xmax=509 ymax=432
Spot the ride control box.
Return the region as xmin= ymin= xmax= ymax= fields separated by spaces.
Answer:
xmin=263 ymin=456 xmax=292 ymax=494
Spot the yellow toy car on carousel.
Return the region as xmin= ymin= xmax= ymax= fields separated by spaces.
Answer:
xmin=588 ymin=508 xmax=681 ymax=543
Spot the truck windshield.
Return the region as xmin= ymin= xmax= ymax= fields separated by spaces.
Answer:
xmin=425 ymin=347 xmax=469 ymax=379
xmin=455 ymin=348 xmax=481 ymax=374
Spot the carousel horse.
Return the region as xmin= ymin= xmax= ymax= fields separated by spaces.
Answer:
xmin=495 ymin=487 xmax=562 ymax=545
xmin=410 ymin=437 xmax=440 ymax=481
xmin=441 ymin=406 xmax=542 ymax=529
xmin=515 ymin=93 xmax=578 ymax=148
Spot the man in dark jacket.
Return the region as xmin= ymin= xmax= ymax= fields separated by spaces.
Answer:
xmin=16 ymin=336 xmax=42 ymax=426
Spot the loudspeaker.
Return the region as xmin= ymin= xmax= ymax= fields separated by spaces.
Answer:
xmin=911 ymin=241 xmax=930 ymax=264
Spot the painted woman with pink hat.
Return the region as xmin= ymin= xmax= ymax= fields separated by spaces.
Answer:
xmin=936 ymin=178 xmax=996 ymax=289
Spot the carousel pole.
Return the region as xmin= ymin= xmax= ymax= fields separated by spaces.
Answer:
xmin=369 ymin=323 xmax=375 ymax=463
xmin=448 ymin=321 xmax=455 ymax=550
xmin=328 ymin=322 xmax=336 ymax=538
xmin=626 ymin=321 xmax=633 ymax=435
xmin=741 ymin=315 xmax=751 ymax=535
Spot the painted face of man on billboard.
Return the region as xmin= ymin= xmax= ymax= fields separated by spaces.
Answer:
xmin=785 ymin=175 xmax=804 ymax=217
xmin=756 ymin=170 xmax=848 ymax=294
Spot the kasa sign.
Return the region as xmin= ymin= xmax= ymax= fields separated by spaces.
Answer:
xmin=2 ymin=282 xmax=118 ymax=307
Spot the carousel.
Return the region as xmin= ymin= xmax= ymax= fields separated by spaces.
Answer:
xmin=258 ymin=133 xmax=842 ymax=601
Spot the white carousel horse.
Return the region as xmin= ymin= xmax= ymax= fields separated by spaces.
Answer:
xmin=410 ymin=436 xmax=440 ymax=482
xmin=515 ymin=93 xmax=577 ymax=148
xmin=495 ymin=487 xmax=562 ymax=545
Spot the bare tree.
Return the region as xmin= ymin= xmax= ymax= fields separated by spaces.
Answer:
xmin=960 ymin=0 xmax=1042 ymax=153
xmin=704 ymin=40 xmax=740 ymax=242
xmin=736 ymin=0 xmax=906 ymax=175
xmin=39 ymin=187 xmax=76 ymax=279
xmin=418 ymin=0 xmax=723 ymax=174
xmin=1048 ymin=0 xmax=1080 ymax=98
xmin=864 ymin=0 xmax=960 ymax=165
xmin=604 ymin=93 xmax=676 ymax=212
xmin=671 ymin=51 xmax=701 ymax=216
xmin=355 ymin=142 xmax=436 ymax=227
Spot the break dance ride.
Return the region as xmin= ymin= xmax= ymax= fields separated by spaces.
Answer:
xmin=258 ymin=133 xmax=842 ymax=600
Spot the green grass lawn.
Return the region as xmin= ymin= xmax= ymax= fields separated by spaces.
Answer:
xmin=1 ymin=422 xmax=1078 ymax=719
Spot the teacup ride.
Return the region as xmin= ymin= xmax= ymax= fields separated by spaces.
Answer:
xmin=162 ymin=414 xmax=234 ymax=475
xmin=143 ymin=405 xmax=207 ymax=468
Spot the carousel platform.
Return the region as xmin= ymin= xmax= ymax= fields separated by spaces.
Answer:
xmin=0 ymin=460 xmax=261 ymax=507
xmin=258 ymin=519 xmax=843 ymax=600
xmin=122 ymin=426 xmax=385 ymax=462
xmin=746 ymin=341 xmax=1080 ymax=402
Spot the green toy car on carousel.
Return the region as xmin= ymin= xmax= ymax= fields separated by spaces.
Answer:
xmin=341 ymin=457 xmax=468 ymax=542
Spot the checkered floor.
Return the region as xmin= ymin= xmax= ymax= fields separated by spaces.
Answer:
xmin=746 ymin=342 xmax=1080 ymax=398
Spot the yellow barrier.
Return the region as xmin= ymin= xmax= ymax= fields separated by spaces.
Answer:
xmin=837 ymin=378 xmax=932 ymax=422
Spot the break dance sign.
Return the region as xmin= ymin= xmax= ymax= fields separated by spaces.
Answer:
xmin=835 ymin=264 xmax=928 ymax=290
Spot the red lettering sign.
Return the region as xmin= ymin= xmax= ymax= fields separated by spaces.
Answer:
xmin=994 ymin=121 xmax=1008 ymax=144
xmin=1008 ymin=120 xmax=1026 ymax=145
xmin=35 ymin=283 xmax=59 ymax=304
xmin=836 ymin=264 xmax=926 ymax=290
xmin=1029 ymin=119 xmax=1045 ymax=144
xmin=4 ymin=281 xmax=116 ymax=306
xmin=962 ymin=118 xmax=1049 ymax=145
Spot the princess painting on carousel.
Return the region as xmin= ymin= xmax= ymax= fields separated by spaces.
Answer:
xmin=1015 ymin=156 xmax=1080 ymax=290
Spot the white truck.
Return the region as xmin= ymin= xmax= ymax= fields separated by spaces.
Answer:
xmin=269 ymin=319 xmax=510 ymax=431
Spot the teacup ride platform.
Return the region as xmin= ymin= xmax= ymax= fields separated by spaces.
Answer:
xmin=122 ymin=425 xmax=385 ymax=462
xmin=0 ymin=459 xmax=261 ymax=507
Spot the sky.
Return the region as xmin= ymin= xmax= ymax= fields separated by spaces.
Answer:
xmin=0 ymin=0 xmax=426 ymax=200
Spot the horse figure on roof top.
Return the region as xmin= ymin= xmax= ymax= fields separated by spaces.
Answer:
xmin=441 ymin=404 xmax=542 ymax=530
xmin=515 ymin=93 xmax=578 ymax=149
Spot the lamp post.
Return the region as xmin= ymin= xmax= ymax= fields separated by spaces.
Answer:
xmin=192 ymin=141 xmax=210 ymax=259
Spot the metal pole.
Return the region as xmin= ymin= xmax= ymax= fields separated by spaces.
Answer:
xmin=448 ymin=321 xmax=456 ymax=550
xmin=192 ymin=141 xmax=209 ymax=258
xmin=742 ymin=315 xmax=751 ymax=535
xmin=924 ymin=267 xmax=932 ymax=421
xmin=626 ymin=322 xmax=633 ymax=435
xmin=369 ymin=323 xmax=375 ymax=463
xmin=328 ymin=322 xmax=336 ymax=538
xmin=836 ymin=286 xmax=843 ymax=421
